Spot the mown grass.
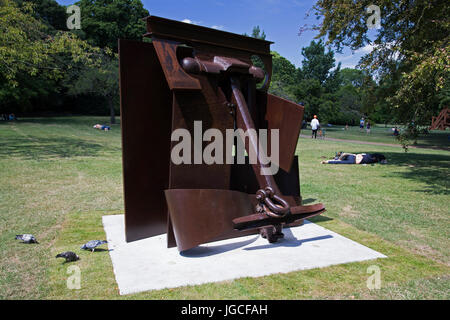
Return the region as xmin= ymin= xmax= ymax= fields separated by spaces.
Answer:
xmin=45 ymin=209 xmax=449 ymax=299
xmin=0 ymin=117 xmax=449 ymax=299
xmin=297 ymin=138 xmax=450 ymax=265
xmin=0 ymin=117 xmax=123 ymax=299
xmin=310 ymin=124 xmax=449 ymax=150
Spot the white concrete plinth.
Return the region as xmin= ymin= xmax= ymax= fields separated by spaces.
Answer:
xmin=102 ymin=214 xmax=386 ymax=295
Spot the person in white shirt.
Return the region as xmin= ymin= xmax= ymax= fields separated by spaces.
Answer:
xmin=310 ymin=115 xmax=320 ymax=139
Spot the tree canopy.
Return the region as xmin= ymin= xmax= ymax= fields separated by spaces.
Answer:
xmin=0 ymin=0 xmax=101 ymax=113
xmin=75 ymin=0 xmax=149 ymax=52
xmin=4 ymin=0 xmax=444 ymax=136
xmin=312 ymin=0 xmax=449 ymax=128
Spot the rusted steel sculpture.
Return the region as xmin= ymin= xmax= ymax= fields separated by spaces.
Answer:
xmin=119 ymin=15 xmax=325 ymax=252
xmin=429 ymin=108 xmax=449 ymax=130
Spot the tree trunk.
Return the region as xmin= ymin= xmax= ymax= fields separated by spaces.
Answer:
xmin=109 ymin=97 xmax=115 ymax=124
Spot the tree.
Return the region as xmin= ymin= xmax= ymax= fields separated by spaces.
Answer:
xmin=294 ymin=40 xmax=342 ymax=121
xmin=66 ymin=54 xmax=119 ymax=124
xmin=244 ymin=25 xmax=266 ymax=40
xmin=312 ymin=0 xmax=449 ymax=128
xmin=301 ymin=39 xmax=341 ymax=88
xmin=268 ymin=51 xmax=299 ymax=101
xmin=271 ymin=51 xmax=298 ymax=86
xmin=340 ymin=68 xmax=365 ymax=88
xmin=0 ymin=0 xmax=101 ymax=113
xmin=75 ymin=0 xmax=149 ymax=51
xmin=335 ymin=68 xmax=378 ymax=124
xmin=13 ymin=0 xmax=66 ymax=31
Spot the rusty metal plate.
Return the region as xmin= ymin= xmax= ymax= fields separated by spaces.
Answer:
xmin=119 ymin=39 xmax=172 ymax=242
xmin=265 ymin=94 xmax=305 ymax=173
xmin=165 ymin=189 xmax=255 ymax=252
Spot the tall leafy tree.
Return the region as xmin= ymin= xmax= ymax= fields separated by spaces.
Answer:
xmin=13 ymin=0 xmax=66 ymax=30
xmin=76 ymin=0 xmax=149 ymax=51
xmin=313 ymin=0 xmax=449 ymax=128
xmin=301 ymin=39 xmax=341 ymax=90
xmin=335 ymin=68 xmax=376 ymax=124
xmin=268 ymin=51 xmax=300 ymax=101
xmin=244 ymin=25 xmax=266 ymax=40
xmin=66 ymin=54 xmax=119 ymax=124
xmin=294 ymin=40 xmax=342 ymax=121
xmin=271 ymin=51 xmax=298 ymax=86
xmin=0 ymin=0 xmax=101 ymax=113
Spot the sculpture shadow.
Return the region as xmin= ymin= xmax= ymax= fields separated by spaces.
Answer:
xmin=302 ymin=198 xmax=316 ymax=204
xmin=180 ymin=235 xmax=260 ymax=258
xmin=307 ymin=215 xmax=333 ymax=223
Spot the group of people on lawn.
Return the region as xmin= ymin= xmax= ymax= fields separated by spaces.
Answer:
xmin=305 ymin=111 xmax=387 ymax=165
xmin=308 ymin=114 xmax=372 ymax=140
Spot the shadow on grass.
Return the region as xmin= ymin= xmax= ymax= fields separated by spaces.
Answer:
xmin=382 ymin=151 xmax=450 ymax=195
xmin=0 ymin=136 xmax=103 ymax=160
xmin=2 ymin=117 xmax=121 ymax=126
xmin=414 ymin=131 xmax=450 ymax=150
xmin=302 ymin=198 xmax=317 ymax=204
xmin=308 ymin=215 xmax=333 ymax=223
xmin=320 ymin=149 xmax=450 ymax=195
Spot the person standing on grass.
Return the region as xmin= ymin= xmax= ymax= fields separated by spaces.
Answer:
xmin=359 ymin=117 xmax=365 ymax=132
xmin=366 ymin=121 xmax=371 ymax=134
xmin=311 ymin=115 xmax=320 ymax=139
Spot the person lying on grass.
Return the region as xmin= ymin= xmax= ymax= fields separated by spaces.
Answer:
xmin=93 ymin=124 xmax=111 ymax=131
xmin=321 ymin=152 xmax=387 ymax=164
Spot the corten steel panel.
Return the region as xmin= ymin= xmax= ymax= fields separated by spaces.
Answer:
xmin=230 ymin=156 xmax=301 ymax=203
xmin=165 ymin=189 xmax=255 ymax=252
xmin=119 ymin=39 xmax=172 ymax=242
xmin=143 ymin=15 xmax=274 ymax=92
xmin=166 ymin=76 xmax=235 ymax=248
xmin=152 ymin=38 xmax=202 ymax=91
xmin=168 ymin=77 xmax=234 ymax=190
xmin=144 ymin=15 xmax=273 ymax=56
xmin=265 ymin=94 xmax=305 ymax=173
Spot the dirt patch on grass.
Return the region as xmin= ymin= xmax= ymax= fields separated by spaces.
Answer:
xmin=340 ymin=205 xmax=360 ymax=218
xmin=399 ymin=227 xmax=449 ymax=266
xmin=39 ymin=223 xmax=63 ymax=249
xmin=405 ymin=241 xmax=449 ymax=266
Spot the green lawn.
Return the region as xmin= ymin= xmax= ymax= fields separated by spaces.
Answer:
xmin=0 ymin=117 xmax=449 ymax=299
xmin=306 ymin=124 xmax=450 ymax=150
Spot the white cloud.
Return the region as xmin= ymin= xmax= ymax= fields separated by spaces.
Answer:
xmin=356 ymin=43 xmax=375 ymax=54
xmin=181 ymin=19 xmax=224 ymax=31
xmin=181 ymin=19 xmax=201 ymax=25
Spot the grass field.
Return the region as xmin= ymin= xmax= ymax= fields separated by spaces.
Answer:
xmin=0 ymin=117 xmax=449 ymax=299
xmin=307 ymin=124 xmax=450 ymax=150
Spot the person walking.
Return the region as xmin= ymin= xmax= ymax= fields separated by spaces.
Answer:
xmin=359 ymin=117 xmax=365 ymax=132
xmin=366 ymin=121 xmax=371 ymax=134
xmin=310 ymin=115 xmax=320 ymax=139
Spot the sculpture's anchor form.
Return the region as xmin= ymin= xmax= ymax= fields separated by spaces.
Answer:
xmin=119 ymin=15 xmax=325 ymax=252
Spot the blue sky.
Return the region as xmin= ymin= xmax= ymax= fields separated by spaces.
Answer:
xmin=56 ymin=0 xmax=370 ymax=69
